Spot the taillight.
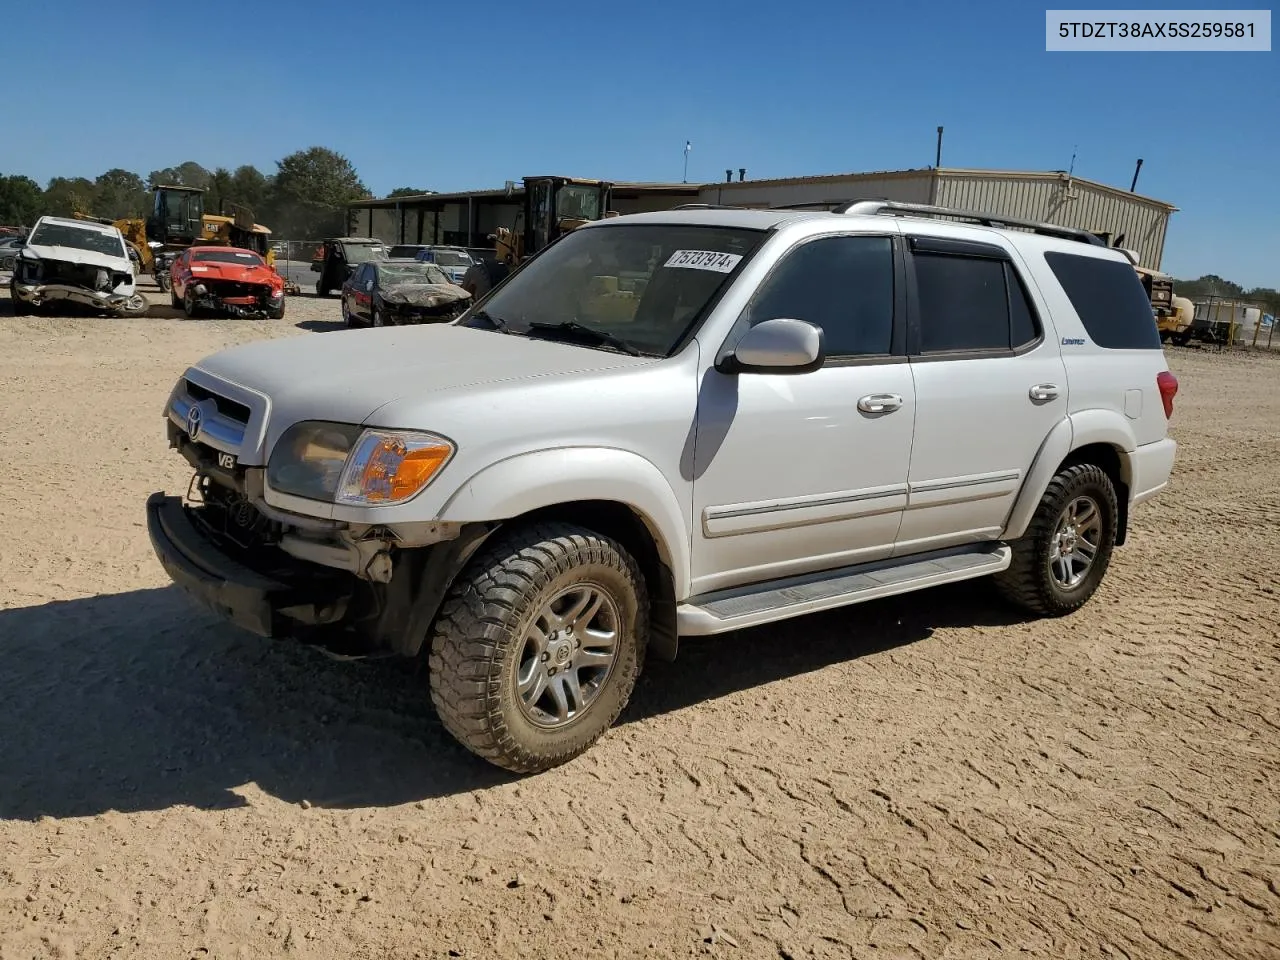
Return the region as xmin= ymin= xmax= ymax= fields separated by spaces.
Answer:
xmin=1157 ymin=370 xmax=1178 ymax=418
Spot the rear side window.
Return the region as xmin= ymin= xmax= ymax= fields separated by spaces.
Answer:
xmin=913 ymin=253 xmax=1043 ymax=353
xmin=1044 ymin=251 xmax=1162 ymax=349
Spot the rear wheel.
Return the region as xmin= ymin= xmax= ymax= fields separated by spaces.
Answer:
xmin=372 ymin=307 xmax=387 ymax=327
xmin=170 ymin=286 xmax=182 ymax=309
xmin=995 ymin=463 xmax=1118 ymax=617
xmin=428 ymin=522 xmax=648 ymax=773
xmin=182 ymin=289 xmax=201 ymax=319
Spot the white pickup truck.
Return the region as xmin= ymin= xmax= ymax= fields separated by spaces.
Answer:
xmin=11 ymin=216 xmax=147 ymax=316
xmin=146 ymin=200 xmax=1179 ymax=773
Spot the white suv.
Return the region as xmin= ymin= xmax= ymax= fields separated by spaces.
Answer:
xmin=146 ymin=200 xmax=1179 ymax=773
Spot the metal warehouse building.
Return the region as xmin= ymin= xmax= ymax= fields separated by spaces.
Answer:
xmin=349 ymin=166 xmax=1176 ymax=270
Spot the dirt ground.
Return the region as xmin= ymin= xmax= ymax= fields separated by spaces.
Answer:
xmin=0 ymin=283 xmax=1277 ymax=960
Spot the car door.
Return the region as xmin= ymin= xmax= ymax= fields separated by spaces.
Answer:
xmin=689 ymin=232 xmax=917 ymax=595
xmin=894 ymin=232 xmax=1069 ymax=556
xmin=348 ymin=264 xmax=373 ymax=323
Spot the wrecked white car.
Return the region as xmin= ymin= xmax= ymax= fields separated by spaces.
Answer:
xmin=10 ymin=216 xmax=148 ymax=317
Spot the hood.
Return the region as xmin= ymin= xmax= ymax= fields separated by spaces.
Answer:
xmin=380 ymin=283 xmax=471 ymax=309
xmin=24 ymin=244 xmax=130 ymax=271
xmin=189 ymin=261 xmax=279 ymax=285
xmin=192 ymin=323 xmax=653 ymax=426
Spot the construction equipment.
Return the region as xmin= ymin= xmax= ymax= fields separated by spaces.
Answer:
xmin=75 ymin=185 xmax=295 ymax=292
xmin=490 ymin=176 xmax=616 ymax=265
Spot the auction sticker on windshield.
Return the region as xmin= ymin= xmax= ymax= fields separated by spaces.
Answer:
xmin=664 ymin=250 xmax=743 ymax=273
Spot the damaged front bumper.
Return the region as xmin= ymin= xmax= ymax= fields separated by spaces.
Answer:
xmin=12 ymin=281 xmax=148 ymax=316
xmin=145 ymin=492 xmax=353 ymax=638
xmin=188 ymin=282 xmax=283 ymax=318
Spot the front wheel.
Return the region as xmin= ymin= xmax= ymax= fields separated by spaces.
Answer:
xmin=10 ymin=282 xmax=29 ymax=316
xmin=428 ymin=522 xmax=648 ymax=773
xmin=994 ymin=463 xmax=1118 ymax=617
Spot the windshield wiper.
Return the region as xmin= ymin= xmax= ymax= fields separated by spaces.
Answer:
xmin=470 ymin=309 xmax=511 ymax=334
xmin=526 ymin=320 xmax=641 ymax=356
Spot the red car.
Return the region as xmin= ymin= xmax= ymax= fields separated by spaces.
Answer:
xmin=169 ymin=245 xmax=286 ymax=319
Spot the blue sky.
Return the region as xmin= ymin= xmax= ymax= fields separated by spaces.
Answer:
xmin=5 ymin=0 xmax=1276 ymax=286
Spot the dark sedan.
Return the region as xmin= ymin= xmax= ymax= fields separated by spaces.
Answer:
xmin=340 ymin=260 xmax=472 ymax=327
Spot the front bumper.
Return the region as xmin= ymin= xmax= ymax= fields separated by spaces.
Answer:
xmin=13 ymin=281 xmax=147 ymax=316
xmin=146 ymin=492 xmax=352 ymax=637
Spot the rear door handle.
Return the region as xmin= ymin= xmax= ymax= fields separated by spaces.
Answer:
xmin=857 ymin=393 xmax=903 ymax=414
xmin=1029 ymin=383 xmax=1060 ymax=402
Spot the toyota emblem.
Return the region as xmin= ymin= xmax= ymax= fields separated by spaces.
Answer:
xmin=185 ymin=404 xmax=203 ymax=440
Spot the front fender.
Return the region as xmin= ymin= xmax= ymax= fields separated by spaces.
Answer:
xmin=1002 ymin=410 xmax=1137 ymax=541
xmin=436 ymin=447 xmax=692 ymax=599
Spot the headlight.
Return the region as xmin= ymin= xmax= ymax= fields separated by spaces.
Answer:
xmin=267 ymin=421 xmax=454 ymax=505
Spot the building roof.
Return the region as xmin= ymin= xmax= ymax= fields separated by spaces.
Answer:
xmin=708 ymin=166 xmax=1177 ymax=211
xmin=349 ymin=179 xmax=701 ymax=209
xmin=348 ymin=167 xmax=1175 ymax=213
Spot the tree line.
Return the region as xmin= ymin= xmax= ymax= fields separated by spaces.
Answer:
xmin=0 ymin=147 xmax=432 ymax=240
xmin=1173 ymin=274 xmax=1279 ymax=318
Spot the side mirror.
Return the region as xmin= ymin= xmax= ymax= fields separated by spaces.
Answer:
xmin=718 ymin=318 xmax=824 ymax=374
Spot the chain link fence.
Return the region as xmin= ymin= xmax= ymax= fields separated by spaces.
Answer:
xmin=270 ymin=240 xmax=323 ymax=295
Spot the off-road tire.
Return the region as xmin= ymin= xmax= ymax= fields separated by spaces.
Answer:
xmin=428 ymin=522 xmax=649 ymax=774
xmin=994 ymin=463 xmax=1118 ymax=617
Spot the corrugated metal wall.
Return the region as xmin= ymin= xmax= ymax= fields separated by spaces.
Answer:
xmin=934 ymin=174 xmax=1170 ymax=269
xmin=697 ymin=174 xmax=933 ymax=208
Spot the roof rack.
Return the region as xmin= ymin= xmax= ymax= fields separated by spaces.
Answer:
xmin=833 ymin=199 xmax=1106 ymax=247
xmin=670 ymin=202 xmax=747 ymax=210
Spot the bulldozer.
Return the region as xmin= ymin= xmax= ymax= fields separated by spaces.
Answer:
xmin=490 ymin=176 xmax=616 ymax=266
xmin=75 ymin=184 xmax=286 ymax=291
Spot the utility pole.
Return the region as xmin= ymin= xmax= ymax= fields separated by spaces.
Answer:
xmin=683 ymin=141 xmax=692 ymax=183
xmin=935 ymin=126 xmax=944 ymax=167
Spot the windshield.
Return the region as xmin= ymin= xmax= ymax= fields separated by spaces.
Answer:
xmin=342 ymin=242 xmax=384 ymax=264
xmin=28 ymin=222 xmax=125 ymax=258
xmin=387 ymin=245 xmax=425 ymax=259
xmin=192 ymin=249 xmax=264 ymax=266
xmin=556 ymin=184 xmax=603 ymax=221
xmin=423 ymin=249 xmax=471 ymax=267
xmin=461 ymin=223 xmax=764 ymax=356
xmin=379 ymin=262 xmax=452 ymax=286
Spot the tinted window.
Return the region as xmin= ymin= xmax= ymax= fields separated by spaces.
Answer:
xmin=1045 ymin=251 xmax=1162 ymax=349
xmin=915 ymin=254 xmax=1010 ymax=352
xmin=745 ymin=236 xmax=894 ymax=357
xmin=1007 ymin=263 xmax=1040 ymax=348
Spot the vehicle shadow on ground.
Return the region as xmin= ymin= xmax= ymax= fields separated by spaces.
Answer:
xmin=295 ymin=319 xmax=349 ymax=333
xmin=0 ymin=582 xmax=1027 ymax=821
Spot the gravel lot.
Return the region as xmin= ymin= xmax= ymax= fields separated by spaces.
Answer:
xmin=1 ymin=283 xmax=1277 ymax=960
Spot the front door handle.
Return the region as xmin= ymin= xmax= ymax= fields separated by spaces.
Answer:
xmin=1029 ymin=383 xmax=1060 ymax=402
xmin=858 ymin=393 xmax=903 ymax=414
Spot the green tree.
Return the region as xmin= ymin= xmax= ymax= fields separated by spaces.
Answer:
xmin=206 ymin=167 xmax=235 ymax=214
xmin=94 ymin=168 xmax=149 ymax=219
xmin=386 ymin=186 xmax=433 ymax=198
xmin=147 ymin=161 xmax=211 ymax=190
xmin=43 ymin=176 xmax=96 ymax=216
xmin=0 ymin=175 xmax=44 ymax=227
xmin=270 ymin=147 xmax=370 ymax=237
xmin=230 ymin=165 xmax=270 ymax=212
